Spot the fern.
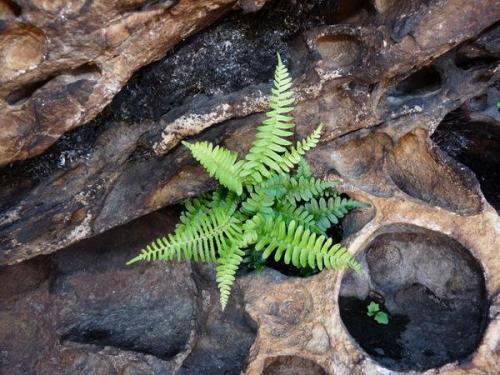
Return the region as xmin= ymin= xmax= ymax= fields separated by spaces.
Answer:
xmin=283 ymin=175 xmax=338 ymax=203
xmin=182 ymin=141 xmax=244 ymax=195
xmin=216 ymin=244 xmax=245 ymax=310
xmin=240 ymin=53 xmax=295 ymax=183
xmin=278 ymin=124 xmax=324 ymax=173
xmin=127 ymin=207 xmax=242 ymax=264
xmin=296 ymin=158 xmax=312 ymax=178
xmin=273 ymin=200 xmax=325 ymax=235
xmin=251 ymin=215 xmax=360 ymax=272
xmin=305 ymin=196 xmax=368 ymax=232
xmin=127 ymin=54 xmax=368 ymax=310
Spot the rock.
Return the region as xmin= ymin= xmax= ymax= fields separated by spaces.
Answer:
xmin=341 ymin=225 xmax=488 ymax=371
xmin=0 ymin=206 xmax=256 ymax=374
xmin=1 ymin=0 xmax=499 ymax=265
xmin=0 ymin=0 xmax=273 ymax=166
xmin=0 ymin=1 xmax=499 ymax=374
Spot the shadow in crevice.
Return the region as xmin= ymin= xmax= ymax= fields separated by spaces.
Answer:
xmin=387 ymin=65 xmax=442 ymax=103
xmin=263 ymin=355 xmax=328 ymax=375
xmin=432 ymin=109 xmax=500 ymax=211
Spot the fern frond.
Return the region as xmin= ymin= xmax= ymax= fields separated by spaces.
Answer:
xmin=295 ymin=158 xmax=312 ymax=178
xmin=126 ymin=207 xmax=243 ymax=265
xmin=216 ymin=244 xmax=245 ymax=310
xmin=273 ymin=200 xmax=325 ymax=235
xmin=183 ymin=141 xmax=243 ymax=195
xmin=208 ymin=189 xmax=241 ymax=213
xmin=176 ymin=189 xmax=241 ymax=234
xmin=241 ymin=190 xmax=275 ymax=215
xmin=251 ymin=215 xmax=360 ymax=272
xmin=176 ymin=196 xmax=210 ymax=234
xmin=240 ymin=53 xmax=295 ymax=183
xmin=305 ymin=197 xmax=369 ymax=232
xmin=283 ymin=175 xmax=338 ymax=203
xmin=277 ymin=124 xmax=324 ymax=173
xmin=240 ymin=174 xmax=288 ymax=215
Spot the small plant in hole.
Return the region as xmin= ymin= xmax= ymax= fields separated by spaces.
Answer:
xmin=367 ymin=301 xmax=389 ymax=325
xmin=127 ymin=54 xmax=367 ymax=309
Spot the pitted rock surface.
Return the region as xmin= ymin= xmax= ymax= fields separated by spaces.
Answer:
xmin=0 ymin=0 xmax=499 ymax=374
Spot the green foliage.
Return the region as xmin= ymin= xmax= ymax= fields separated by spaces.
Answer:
xmin=182 ymin=141 xmax=244 ymax=195
xmin=367 ymin=301 xmax=389 ymax=325
xmin=127 ymin=54 xmax=368 ymax=310
xmin=249 ymin=215 xmax=361 ymax=272
xmin=239 ymin=53 xmax=296 ymax=183
xmin=305 ymin=196 xmax=369 ymax=233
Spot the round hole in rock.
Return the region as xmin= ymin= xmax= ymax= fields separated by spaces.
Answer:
xmin=394 ymin=65 xmax=441 ymax=96
xmin=0 ymin=0 xmax=22 ymax=18
xmin=315 ymin=35 xmax=361 ymax=69
xmin=432 ymin=111 xmax=500 ymax=212
xmin=339 ymin=224 xmax=488 ymax=372
xmin=263 ymin=355 xmax=328 ymax=375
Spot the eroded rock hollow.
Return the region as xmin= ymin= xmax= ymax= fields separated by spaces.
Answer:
xmin=0 ymin=0 xmax=499 ymax=374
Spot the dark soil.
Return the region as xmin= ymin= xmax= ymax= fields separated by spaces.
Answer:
xmin=339 ymin=296 xmax=409 ymax=360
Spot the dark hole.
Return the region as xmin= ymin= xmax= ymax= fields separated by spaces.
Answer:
xmin=263 ymin=255 xmax=320 ymax=277
xmin=455 ymin=48 xmax=498 ymax=70
xmin=331 ymin=0 xmax=376 ymax=22
xmin=5 ymin=63 xmax=101 ymax=106
xmin=62 ymin=326 xmax=179 ymax=359
xmin=339 ymin=296 xmax=409 ymax=360
xmin=456 ymin=56 xmax=498 ymax=70
xmin=70 ymin=62 xmax=101 ymax=77
xmin=2 ymin=0 xmax=22 ymax=17
xmin=432 ymin=110 xmax=500 ymax=211
xmin=263 ymin=355 xmax=328 ymax=375
xmin=118 ymin=0 xmax=178 ymax=13
xmin=424 ymin=349 xmax=434 ymax=357
xmin=5 ymin=77 xmax=53 ymax=105
xmin=339 ymin=225 xmax=488 ymax=371
xmin=83 ymin=329 xmax=110 ymax=341
xmin=394 ymin=66 xmax=441 ymax=96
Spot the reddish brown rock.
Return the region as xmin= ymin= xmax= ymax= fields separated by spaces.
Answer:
xmin=0 ymin=1 xmax=498 ymax=373
xmin=1 ymin=0 xmax=498 ymax=265
xmin=0 ymin=0 xmax=257 ymax=166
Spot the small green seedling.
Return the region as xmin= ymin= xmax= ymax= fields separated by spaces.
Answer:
xmin=367 ymin=301 xmax=389 ymax=325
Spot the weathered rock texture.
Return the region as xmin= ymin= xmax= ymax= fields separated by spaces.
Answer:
xmin=1 ymin=0 xmax=499 ymax=265
xmin=0 ymin=0 xmax=499 ymax=374
xmin=0 ymin=206 xmax=256 ymax=374
xmin=0 ymin=0 xmax=271 ymax=166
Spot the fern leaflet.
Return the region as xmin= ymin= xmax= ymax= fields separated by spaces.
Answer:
xmin=283 ymin=175 xmax=338 ymax=203
xmin=216 ymin=244 xmax=245 ymax=309
xmin=251 ymin=215 xmax=360 ymax=272
xmin=240 ymin=53 xmax=295 ymax=183
xmin=295 ymin=158 xmax=313 ymax=178
xmin=305 ymin=196 xmax=368 ymax=232
xmin=183 ymin=141 xmax=244 ymax=195
xmin=273 ymin=200 xmax=325 ymax=235
xmin=278 ymin=124 xmax=324 ymax=173
xmin=126 ymin=208 xmax=242 ymax=265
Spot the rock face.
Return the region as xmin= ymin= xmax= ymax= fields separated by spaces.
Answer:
xmin=1 ymin=0 xmax=499 ymax=265
xmin=0 ymin=206 xmax=256 ymax=375
xmin=0 ymin=0 xmax=499 ymax=374
xmin=340 ymin=225 xmax=487 ymax=371
xmin=0 ymin=0 xmax=265 ymax=166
